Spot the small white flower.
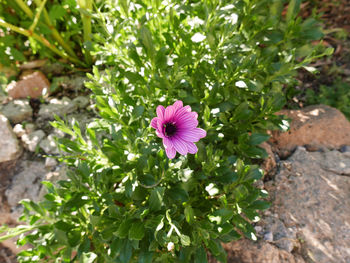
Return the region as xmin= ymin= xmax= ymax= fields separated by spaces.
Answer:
xmin=191 ymin=33 xmax=206 ymax=43
xmin=167 ymin=242 xmax=175 ymax=251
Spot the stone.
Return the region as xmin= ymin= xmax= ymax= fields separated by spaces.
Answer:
xmin=262 ymin=216 xmax=297 ymax=252
xmin=13 ymin=124 xmax=26 ymax=137
xmin=38 ymin=97 xmax=77 ymax=119
xmin=5 ymin=161 xmax=47 ymax=220
xmin=21 ymin=130 xmax=45 ymax=152
xmin=272 ymin=147 xmax=350 ymax=263
xmin=24 ymin=123 xmax=36 ymax=134
xmin=0 ymin=100 xmax=32 ymax=123
xmin=45 ymin=157 xmax=58 ymax=168
xmin=0 ymin=115 xmax=22 ymax=163
xmin=209 ymin=239 xmax=305 ymax=263
xmin=19 ymin=59 xmax=48 ymax=70
xmin=73 ymin=96 xmax=90 ymax=109
xmin=340 ymin=145 xmax=350 ymax=153
xmin=270 ymin=105 xmax=350 ymax=158
xmin=39 ymin=134 xmax=59 ymax=154
xmin=6 ymin=71 xmax=50 ymax=99
xmin=260 ymin=142 xmax=277 ymax=176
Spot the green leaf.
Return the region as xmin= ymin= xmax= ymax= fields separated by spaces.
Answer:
xmin=138 ymin=251 xmax=153 ymax=263
xmin=129 ymin=221 xmax=145 ymax=240
xmin=184 ymin=206 xmax=194 ymax=224
xmin=249 ymin=133 xmax=270 ymax=145
xmin=149 ymin=187 xmax=164 ymax=211
xmin=79 ymin=252 xmax=97 ymax=263
xmin=194 ymin=246 xmax=208 ymax=263
xmin=286 ymin=0 xmax=301 ymax=22
xmin=180 ymin=234 xmax=191 ymax=246
xmin=117 ymin=219 xmax=133 ymax=238
xmin=248 ymin=200 xmax=271 ymax=210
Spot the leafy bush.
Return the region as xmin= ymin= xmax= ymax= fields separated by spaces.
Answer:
xmin=0 ymin=0 xmax=93 ymax=67
xmin=0 ymin=0 xmax=331 ymax=262
xmin=305 ymin=80 xmax=350 ymax=119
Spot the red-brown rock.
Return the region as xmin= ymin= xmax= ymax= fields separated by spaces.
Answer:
xmin=6 ymin=71 xmax=50 ymax=99
xmin=270 ymin=105 xmax=350 ymax=158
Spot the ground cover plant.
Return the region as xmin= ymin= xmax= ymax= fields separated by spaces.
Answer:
xmin=0 ymin=0 xmax=332 ymax=262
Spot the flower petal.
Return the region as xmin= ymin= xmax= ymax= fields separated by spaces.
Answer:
xmin=156 ymin=130 xmax=165 ymax=138
xmin=163 ymin=137 xmax=173 ymax=149
xmin=166 ymin=147 xmax=176 ymax=159
xmin=151 ymin=117 xmax=158 ymax=129
xmin=195 ymin=128 xmax=207 ymax=138
xmin=172 ymin=138 xmax=188 ymax=155
xmin=156 ymin=105 xmax=165 ymax=119
xmin=177 ymin=118 xmax=198 ymax=130
xmin=173 ymin=100 xmax=183 ymax=111
xmin=164 ymin=106 xmax=175 ymax=122
xmin=178 ymin=128 xmax=206 ymax=142
xmin=174 ymin=105 xmax=191 ymax=119
xmin=186 ymin=142 xmax=198 ymax=154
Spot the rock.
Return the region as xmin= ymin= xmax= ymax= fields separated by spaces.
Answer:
xmin=38 ymin=97 xmax=77 ymax=119
xmin=45 ymin=157 xmax=58 ymax=168
xmin=41 ymin=62 xmax=65 ymax=76
xmin=24 ymin=123 xmax=36 ymax=134
xmin=5 ymin=161 xmax=47 ymax=220
xmin=211 ymin=239 xmax=305 ymax=263
xmin=340 ymin=145 xmax=350 ymax=153
xmin=262 ymin=216 xmax=297 ymax=252
xmin=0 ymin=100 xmax=32 ymax=123
xmin=0 ymin=115 xmax=22 ymax=163
xmin=13 ymin=124 xmax=26 ymax=137
xmin=6 ymin=71 xmax=50 ymax=99
xmin=270 ymin=105 xmax=350 ymax=158
xmin=19 ymin=59 xmax=48 ymax=70
xmin=39 ymin=134 xmax=59 ymax=154
xmin=260 ymin=142 xmax=277 ymax=176
xmin=73 ymin=96 xmax=90 ymax=109
xmin=21 ymin=130 xmax=45 ymax=152
xmin=273 ymin=147 xmax=350 ymax=263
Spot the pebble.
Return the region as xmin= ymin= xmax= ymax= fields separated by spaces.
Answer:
xmin=21 ymin=130 xmax=45 ymax=152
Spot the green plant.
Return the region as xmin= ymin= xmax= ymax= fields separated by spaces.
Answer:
xmin=0 ymin=0 xmax=331 ymax=262
xmin=305 ymin=80 xmax=350 ymax=119
xmin=0 ymin=0 xmax=94 ymax=67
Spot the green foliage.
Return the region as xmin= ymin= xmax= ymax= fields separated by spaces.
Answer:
xmin=306 ymin=81 xmax=350 ymax=119
xmin=1 ymin=0 xmax=329 ymax=262
xmin=0 ymin=0 xmax=93 ymax=66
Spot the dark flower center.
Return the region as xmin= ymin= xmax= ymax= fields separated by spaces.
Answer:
xmin=164 ymin=122 xmax=177 ymax=137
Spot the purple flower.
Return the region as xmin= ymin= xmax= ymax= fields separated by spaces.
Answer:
xmin=151 ymin=100 xmax=206 ymax=159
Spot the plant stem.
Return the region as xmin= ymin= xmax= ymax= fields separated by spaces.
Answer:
xmin=77 ymin=0 xmax=93 ymax=66
xmin=14 ymin=0 xmax=33 ymax=18
xmin=29 ymin=0 xmax=48 ymax=31
xmin=0 ymin=19 xmax=85 ymax=66
xmin=32 ymin=0 xmax=79 ymax=60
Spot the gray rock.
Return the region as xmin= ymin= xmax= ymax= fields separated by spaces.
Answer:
xmin=21 ymin=130 xmax=45 ymax=152
xmin=39 ymin=134 xmax=59 ymax=154
xmin=0 ymin=115 xmax=22 ymax=163
xmin=45 ymin=157 xmax=58 ymax=168
xmin=12 ymin=124 xmax=26 ymax=137
xmin=5 ymin=161 xmax=47 ymax=220
xmin=0 ymin=100 xmax=32 ymax=123
xmin=273 ymin=147 xmax=350 ymax=263
xmin=73 ymin=96 xmax=90 ymax=109
xmin=262 ymin=216 xmax=296 ymax=252
xmin=24 ymin=123 xmax=36 ymax=134
xmin=38 ymin=97 xmax=77 ymax=119
xmin=340 ymin=145 xmax=350 ymax=153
